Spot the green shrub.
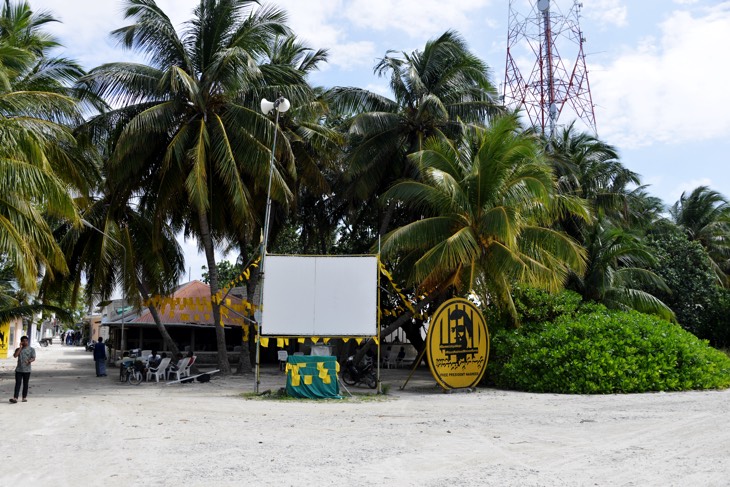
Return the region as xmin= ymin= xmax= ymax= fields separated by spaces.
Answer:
xmin=487 ymin=308 xmax=730 ymax=393
xmin=482 ymin=287 xmax=595 ymax=332
xmin=513 ymin=287 xmax=583 ymax=327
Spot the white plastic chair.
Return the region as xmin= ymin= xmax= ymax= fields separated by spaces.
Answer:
xmin=277 ymin=350 xmax=288 ymax=371
xmin=179 ymin=355 xmax=197 ymax=379
xmin=168 ymin=357 xmax=190 ymax=381
xmin=147 ymin=357 xmax=171 ymax=382
xmin=386 ymin=353 xmax=399 ymax=369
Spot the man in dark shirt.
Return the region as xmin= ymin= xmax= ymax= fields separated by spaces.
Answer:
xmin=93 ymin=337 xmax=107 ymax=377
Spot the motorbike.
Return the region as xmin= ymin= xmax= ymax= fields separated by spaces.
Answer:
xmin=120 ymin=359 xmax=145 ymax=385
xmin=39 ymin=337 xmax=52 ymax=347
xmin=341 ymin=356 xmax=377 ymax=389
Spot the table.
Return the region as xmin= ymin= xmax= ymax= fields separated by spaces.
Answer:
xmin=285 ymin=355 xmax=340 ymax=399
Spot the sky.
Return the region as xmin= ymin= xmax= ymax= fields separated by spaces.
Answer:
xmin=28 ymin=0 xmax=730 ymax=281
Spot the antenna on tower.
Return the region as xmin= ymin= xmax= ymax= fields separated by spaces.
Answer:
xmin=504 ymin=0 xmax=596 ymax=139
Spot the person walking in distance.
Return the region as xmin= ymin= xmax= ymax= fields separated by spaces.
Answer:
xmin=93 ymin=337 xmax=107 ymax=377
xmin=9 ymin=336 xmax=35 ymax=403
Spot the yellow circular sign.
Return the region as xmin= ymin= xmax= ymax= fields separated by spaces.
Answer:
xmin=426 ymin=298 xmax=490 ymax=389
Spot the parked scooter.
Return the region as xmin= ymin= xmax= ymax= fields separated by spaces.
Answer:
xmin=39 ymin=337 xmax=52 ymax=347
xmin=341 ymin=356 xmax=377 ymax=389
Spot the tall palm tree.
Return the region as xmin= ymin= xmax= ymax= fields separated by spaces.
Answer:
xmin=49 ymin=187 xmax=186 ymax=356
xmin=548 ymin=122 xmax=641 ymax=238
xmin=0 ymin=1 xmax=95 ymax=292
xmin=329 ymin=30 xmax=502 ymax=236
xmin=669 ymin=185 xmax=730 ymax=284
xmin=380 ymin=115 xmax=587 ymax=324
xmin=78 ymin=0 xmax=314 ymax=373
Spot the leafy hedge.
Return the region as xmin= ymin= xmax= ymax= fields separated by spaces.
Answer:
xmin=487 ymin=308 xmax=730 ymax=393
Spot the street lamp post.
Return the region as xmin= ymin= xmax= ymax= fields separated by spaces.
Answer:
xmin=82 ymin=220 xmax=128 ymax=353
xmin=255 ymin=96 xmax=290 ymax=393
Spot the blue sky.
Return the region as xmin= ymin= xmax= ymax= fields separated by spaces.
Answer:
xmin=31 ymin=0 xmax=730 ymax=280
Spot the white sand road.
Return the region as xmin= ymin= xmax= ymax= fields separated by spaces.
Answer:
xmin=1 ymin=344 xmax=728 ymax=486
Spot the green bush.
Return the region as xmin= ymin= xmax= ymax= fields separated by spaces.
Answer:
xmin=487 ymin=308 xmax=730 ymax=393
xmin=483 ymin=287 xmax=595 ymax=332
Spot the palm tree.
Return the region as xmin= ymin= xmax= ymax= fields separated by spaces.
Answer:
xmin=380 ymin=115 xmax=587 ymax=324
xmin=669 ymin=186 xmax=730 ymax=284
xmin=78 ymin=0 xmax=314 ymax=373
xmin=548 ymin=122 xmax=641 ymax=238
xmin=0 ymin=1 xmax=95 ymax=292
xmin=329 ymin=30 xmax=502 ymax=236
xmin=49 ymin=187 xmax=186 ymax=356
xmin=0 ymin=265 xmax=72 ymax=324
xmin=571 ymin=221 xmax=675 ymax=321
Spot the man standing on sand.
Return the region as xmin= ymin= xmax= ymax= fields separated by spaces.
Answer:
xmin=10 ymin=335 xmax=35 ymax=403
xmin=93 ymin=337 xmax=107 ymax=377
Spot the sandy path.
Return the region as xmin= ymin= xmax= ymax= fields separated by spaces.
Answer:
xmin=1 ymin=344 xmax=728 ymax=486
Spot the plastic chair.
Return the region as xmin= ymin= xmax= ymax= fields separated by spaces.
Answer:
xmin=147 ymin=357 xmax=171 ymax=382
xmin=386 ymin=353 xmax=399 ymax=369
xmin=179 ymin=355 xmax=196 ymax=378
xmin=168 ymin=357 xmax=190 ymax=382
xmin=277 ymin=350 xmax=288 ymax=371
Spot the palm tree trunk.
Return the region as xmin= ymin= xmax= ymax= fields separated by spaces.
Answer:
xmin=354 ymin=290 xmax=441 ymax=364
xmin=379 ymin=199 xmax=397 ymax=237
xmin=197 ymin=209 xmax=231 ymax=375
xmin=137 ymin=278 xmax=180 ymax=357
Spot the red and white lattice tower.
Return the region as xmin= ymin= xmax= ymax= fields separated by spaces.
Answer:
xmin=504 ymin=0 xmax=596 ymax=138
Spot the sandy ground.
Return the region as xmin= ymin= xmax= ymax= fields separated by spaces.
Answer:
xmin=1 ymin=344 xmax=729 ymax=487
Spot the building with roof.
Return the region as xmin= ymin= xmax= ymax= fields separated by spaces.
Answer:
xmin=103 ymin=280 xmax=253 ymax=361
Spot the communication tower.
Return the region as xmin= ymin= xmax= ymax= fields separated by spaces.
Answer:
xmin=504 ymin=0 xmax=596 ymax=138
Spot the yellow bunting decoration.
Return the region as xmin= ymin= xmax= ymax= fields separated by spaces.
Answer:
xmin=260 ymin=337 xmax=269 ymax=347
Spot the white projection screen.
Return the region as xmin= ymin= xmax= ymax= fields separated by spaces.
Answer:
xmin=261 ymin=255 xmax=378 ymax=336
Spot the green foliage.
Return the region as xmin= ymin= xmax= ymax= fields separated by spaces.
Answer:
xmin=488 ymin=309 xmax=730 ymax=393
xmin=646 ymin=227 xmax=730 ymax=346
xmin=512 ymin=287 xmax=584 ymax=327
xmin=201 ymin=260 xmax=241 ymax=286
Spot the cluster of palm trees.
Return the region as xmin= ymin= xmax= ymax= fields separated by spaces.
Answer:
xmin=2 ymin=0 xmax=729 ymax=373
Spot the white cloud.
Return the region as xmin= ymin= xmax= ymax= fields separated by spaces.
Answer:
xmin=583 ymin=0 xmax=628 ymax=28
xmin=274 ymin=1 xmax=381 ymax=71
xmin=592 ymin=5 xmax=730 ymax=148
xmin=342 ymin=0 xmax=493 ymax=38
xmin=328 ymin=41 xmax=378 ymax=71
xmin=365 ymin=82 xmax=391 ymax=97
xmin=670 ymin=177 xmax=713 ymax=202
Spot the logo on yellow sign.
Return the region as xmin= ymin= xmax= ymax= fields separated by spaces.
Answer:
xmin=0 ymin=321 xmax=9 ymax=359
xmin=426 ymin=298 xmax=489 ymax=390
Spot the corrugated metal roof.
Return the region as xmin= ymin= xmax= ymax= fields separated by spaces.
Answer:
xmin=133 ymin=280 xmax=253 ymax=327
